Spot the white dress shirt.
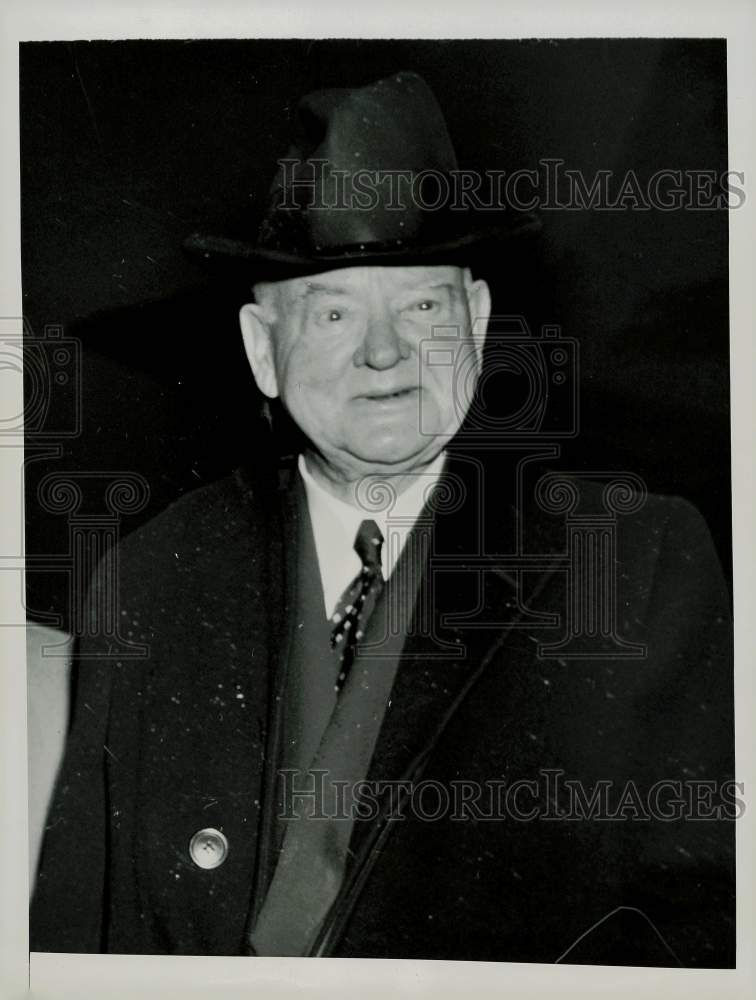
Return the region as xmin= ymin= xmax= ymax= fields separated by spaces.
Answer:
xmin=298 ymin=451 xmax=447 ymax=618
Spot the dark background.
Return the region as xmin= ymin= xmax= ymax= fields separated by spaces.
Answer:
xmin=20 ymin=39 xmax=731 ymax=631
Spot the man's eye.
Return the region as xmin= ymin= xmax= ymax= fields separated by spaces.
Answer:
xmin=416 ymin=300 xmax=436 ymax=311
xmin=327 ymin=309 xmax=342 ymax=322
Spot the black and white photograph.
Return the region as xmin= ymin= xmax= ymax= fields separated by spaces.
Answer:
xmin=2 ymin=2 xmax=755 ymax=998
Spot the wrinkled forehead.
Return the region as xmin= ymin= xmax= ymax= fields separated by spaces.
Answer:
xmin=257 ymin=263 xmax=468 ymax=309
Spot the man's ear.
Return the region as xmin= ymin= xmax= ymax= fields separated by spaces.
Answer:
xmin=464 ymin=274 xmax=491 ymax=372
xmin=239 ymin=303 xmax=279 ymax=399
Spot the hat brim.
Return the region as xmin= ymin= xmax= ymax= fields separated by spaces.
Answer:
xmin=183 ymin=213 xmax=541 ymax=282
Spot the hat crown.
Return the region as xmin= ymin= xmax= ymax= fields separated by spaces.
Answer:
xmin=289 ymin=71 xmax=457 ymax=175
xmin=257 ymin=71 xmax=464 ymax=257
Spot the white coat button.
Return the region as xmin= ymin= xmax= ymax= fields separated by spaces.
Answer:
xmin=189 ymin=828 xmax=229 ymax=870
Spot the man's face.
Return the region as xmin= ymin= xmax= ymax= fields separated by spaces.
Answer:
xmin=240 ymin=264 xmax=490 ymax=482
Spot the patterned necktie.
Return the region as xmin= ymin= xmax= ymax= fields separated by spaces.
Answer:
xmin=330 ymin=519 xmax=385 ymax=692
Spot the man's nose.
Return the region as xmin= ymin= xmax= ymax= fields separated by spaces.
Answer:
xmin=354 ymin=315 xmax=410 ymax=370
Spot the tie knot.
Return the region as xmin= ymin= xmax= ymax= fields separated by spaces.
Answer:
xmin=354 ymin=519 xmax=383 ymax=572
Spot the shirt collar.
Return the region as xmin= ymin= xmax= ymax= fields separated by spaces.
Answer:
xmin=298 ymin=451 xmax=446 ymax=617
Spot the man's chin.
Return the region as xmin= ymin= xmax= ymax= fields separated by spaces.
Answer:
xmin=346 ymin=436 xmax=445 ymax=473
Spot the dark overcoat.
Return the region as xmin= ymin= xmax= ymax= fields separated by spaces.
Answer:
xmin=30 ymin=445 xmax=736 ymax=966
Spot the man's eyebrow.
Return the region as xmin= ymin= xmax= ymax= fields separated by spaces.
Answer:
xmin=400 ymin=280 xmax=458 ymax=295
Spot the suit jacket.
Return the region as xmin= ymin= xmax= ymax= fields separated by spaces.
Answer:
xmin=30 ymin=443 xmax=736 ymax=965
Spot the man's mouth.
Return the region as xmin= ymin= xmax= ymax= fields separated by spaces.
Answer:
xmin=360 ymin=387 xmax=418 ymax=402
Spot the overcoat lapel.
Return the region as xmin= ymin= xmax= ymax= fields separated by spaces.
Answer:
xmin=240 ymin=460 xmax=302 ymax=937
xmin=363 ymin=448 xmax=564 ymax=790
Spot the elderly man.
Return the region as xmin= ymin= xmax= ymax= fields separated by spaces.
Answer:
xmin=31 ymin=72 xmax=735 ymax=965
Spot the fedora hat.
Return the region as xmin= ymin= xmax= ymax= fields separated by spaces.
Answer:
xmin=184 ymin=70 xmax=539 ymax=279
